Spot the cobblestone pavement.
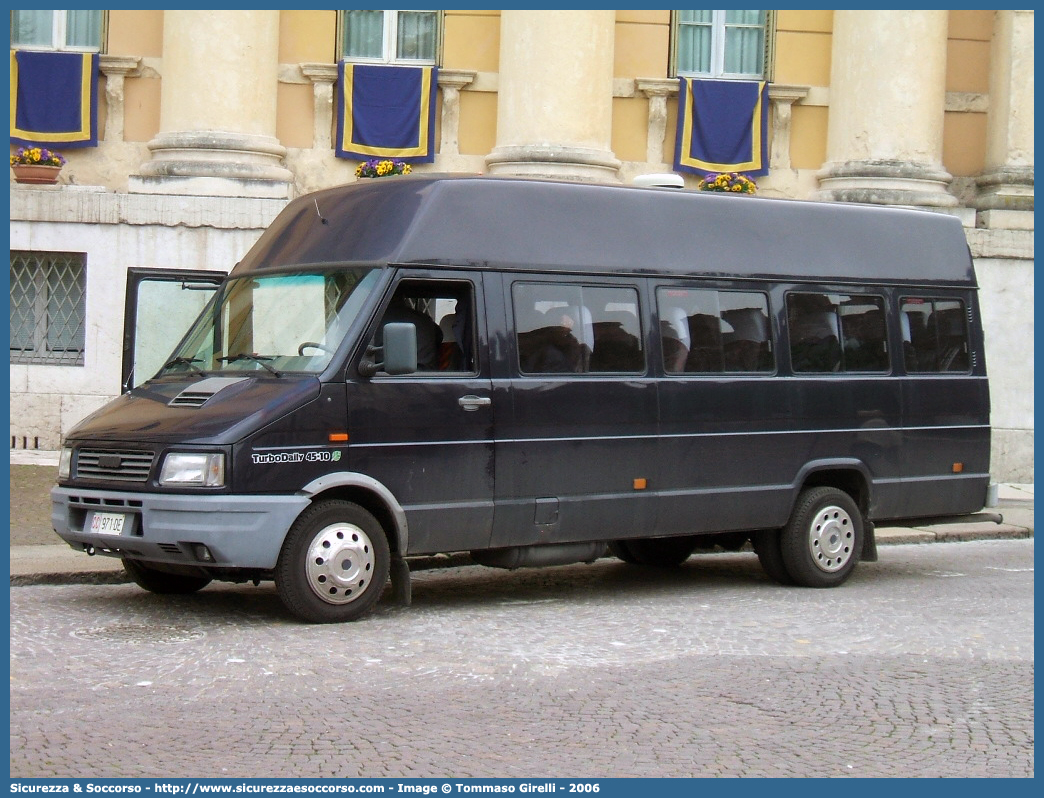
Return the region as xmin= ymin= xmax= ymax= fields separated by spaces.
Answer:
xmin=10 ymin=538 xmax=1033 ymax=779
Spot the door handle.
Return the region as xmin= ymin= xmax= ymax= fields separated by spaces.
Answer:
xmin=458 ymin=395 xmax=492 ymax=411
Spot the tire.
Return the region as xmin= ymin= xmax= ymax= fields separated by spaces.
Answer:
xmin=752 ymin=529 xmax=793 ymax=585
xmin=780 ymin=487 xmax=863 ymax=588
xmin=616 ymin=536 xmax=698 ymax=567
xmin=608 ymin=540 xmax=641 ymax=564
xmin=275 ymin=500 xmax=390 ymax=623
xmin=709 ymin=531 xmax=749 ymax=552
xmin=122 ymin=558 xmax=212 ymax=594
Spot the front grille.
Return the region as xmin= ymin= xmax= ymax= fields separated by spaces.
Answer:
xmin=76 ymin=449 xmax=155 ymax=483
xmin=69 ymin=495 xmax=144 ymax=509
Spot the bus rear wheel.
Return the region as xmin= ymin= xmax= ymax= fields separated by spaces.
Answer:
xmin=780 ymin=487 xmax=862 ymax=587
xmin=276 ymin=499 xmax=390 ymax=623
xmin=608 ymin=540 xmax=641 ymax=564
xmin=610 ymin=536 xmax=697 ymax=567
xmin=752 ymin=530 xmax=793 ymax=585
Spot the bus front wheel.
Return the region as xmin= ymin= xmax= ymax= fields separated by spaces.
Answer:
xmin=780 ymin=487 xmax=862 ymax=588
xmin=276 ymin=499 xmax=391 ymax=623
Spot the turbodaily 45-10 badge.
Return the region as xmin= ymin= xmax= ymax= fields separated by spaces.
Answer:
xmin=251 ymin=450 xmax=343 ymax=465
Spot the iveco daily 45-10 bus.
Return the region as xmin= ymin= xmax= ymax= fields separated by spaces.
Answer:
xmin=51 ymin=175 xmax=994 ymax=622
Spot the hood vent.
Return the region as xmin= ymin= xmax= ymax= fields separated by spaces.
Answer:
xmin=168 ymin=377 xmax=248 ymax=408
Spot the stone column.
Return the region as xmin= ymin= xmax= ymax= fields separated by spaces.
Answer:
xmin=975 ymin=9 xmax=1034 ymax=213
xmin=636 ymin=78 xmax=674 ymax=166
xmin=816 ymin=10 xmax=957 ymax=207
xmin=438 ymin=70 xmax=477 ymax=157
xmin=131 ymin=10 xmax=292 ymax=198
xmin=301 ymin=63 xmax=337 ymax=151
xmin=767 ymin=85 xmax=810 ymax=171
xmin=98 ymin=55 xmax=141 ymax=143
xmin=486 ymin=10 xmax=621 ymax=182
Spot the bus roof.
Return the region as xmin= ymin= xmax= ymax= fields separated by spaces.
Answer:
xmin=234 ymin=174 xmax=977 ymax=288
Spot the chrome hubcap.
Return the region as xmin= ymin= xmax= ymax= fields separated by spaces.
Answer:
xmin=807 ymin=504 xmax=854 ymax=573
xmin=305 ymin=522 xmax=374 ymax=604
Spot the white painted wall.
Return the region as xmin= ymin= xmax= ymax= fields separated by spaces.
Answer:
xmin=976 ymin=256 xmax=1035 ymax=483
xmin=9 ymin=188 xmax=280 ymax=449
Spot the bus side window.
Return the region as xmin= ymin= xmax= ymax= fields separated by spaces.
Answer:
xmin=932 ymin=304 xmax=970 ymax=372
xmin=901 ymin=297 xmax=969 ymax=373
xmin=655 ymin=288 xmax=695 ymax=374
xmin=514 ymin=283 xmax=644 ymax=375
xmin=660 ymin=306 xmax=691 ymax=373
xmin=720 ymin=296 xmax=772 ymax=373
xmin=656 ymin=287 xmax=773 ymax=375
xmin=587 ymin=287 xmax=644 ymax=373
xmin=686 ymin=312 xmax=724 ymax=372
xmin=838 ymin=295 xmax=888 ymax=372
xmin=787 ymin=292 xmax=841 ymax=373
xmin=514 ymin=283 xmax=587 ymax=374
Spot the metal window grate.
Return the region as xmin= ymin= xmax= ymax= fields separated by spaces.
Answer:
xmin=10 ymin=251 xmax=86 ymax=366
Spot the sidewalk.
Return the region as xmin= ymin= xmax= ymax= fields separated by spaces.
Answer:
xmin=9 ymin=450 xmax=1034 ymax=587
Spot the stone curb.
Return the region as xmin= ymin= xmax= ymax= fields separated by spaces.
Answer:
xmin=8 ymin=550 xmax=479 ymax=588
xmin=10 ymin=571 xmax=132 ymax=587
xmin=8 ymin=529 xmax=1031 ymax=588
xmin=876 ymin=523 xmax=1033 ymax=546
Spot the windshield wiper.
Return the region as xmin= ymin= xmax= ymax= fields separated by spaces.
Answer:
xmin=217 ymin=353 xmax=282 ymax=377
xmin=161 ymin=356 xmax=206 ymax=377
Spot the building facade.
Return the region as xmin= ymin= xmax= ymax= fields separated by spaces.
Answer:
xmin=9 ymin=10 xmax=1034 ymax=481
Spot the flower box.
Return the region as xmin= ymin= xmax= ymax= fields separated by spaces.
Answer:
xmin=11 ymin=164 xmax=62 ymax=184
xmin=10 ymin=147 xmax=66 ymax=184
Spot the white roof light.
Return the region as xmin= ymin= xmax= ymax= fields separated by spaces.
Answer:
xmin=632 ymin=173 xmax=685 ymax=189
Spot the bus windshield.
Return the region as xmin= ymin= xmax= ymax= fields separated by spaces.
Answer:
xmin=156 ymin=267 xmax=381 ymax=379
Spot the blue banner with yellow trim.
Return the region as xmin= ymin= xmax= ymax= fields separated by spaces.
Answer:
xmin=10 ymin=50 xmax=99 ymax=148
xmin=336 ymin=63 xmax=437 ymax=163
xmin=674 ymin=77 xmax=768 ymax=177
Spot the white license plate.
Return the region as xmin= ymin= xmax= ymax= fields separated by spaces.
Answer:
xmin=89 ymin=512 xmax=127 ymax=536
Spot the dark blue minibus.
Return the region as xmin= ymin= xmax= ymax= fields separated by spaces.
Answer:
xmin=51 ymin=175 xmax=993 ymax=622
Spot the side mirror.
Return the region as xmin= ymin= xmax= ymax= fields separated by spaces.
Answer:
xmin=383 ymin=322 xmax=418 ymax=375
xmin=359 ymin=322 xmax=418 ymax=377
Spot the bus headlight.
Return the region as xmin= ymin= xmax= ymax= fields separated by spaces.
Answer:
xmin=159 ymin=452 xmax=225 ymax=487
xmin=58 ymin=447 xmax=73 ymax=480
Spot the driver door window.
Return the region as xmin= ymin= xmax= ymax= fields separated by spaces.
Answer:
xmin=372 ymin=279 xmax=477 ymax=374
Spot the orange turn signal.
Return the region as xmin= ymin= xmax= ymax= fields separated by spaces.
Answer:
xmin=633 ymin=478 xmax=647 ymax=490
xmin=329 ymin=432 xmax=349 ymax=443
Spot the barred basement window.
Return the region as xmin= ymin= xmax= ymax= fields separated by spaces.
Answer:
xmin=10 ymin=251 xmax=86 ymax=366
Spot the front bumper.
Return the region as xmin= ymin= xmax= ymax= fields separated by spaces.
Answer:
xmin=51 ymin=486 xmax=310 ymax=570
